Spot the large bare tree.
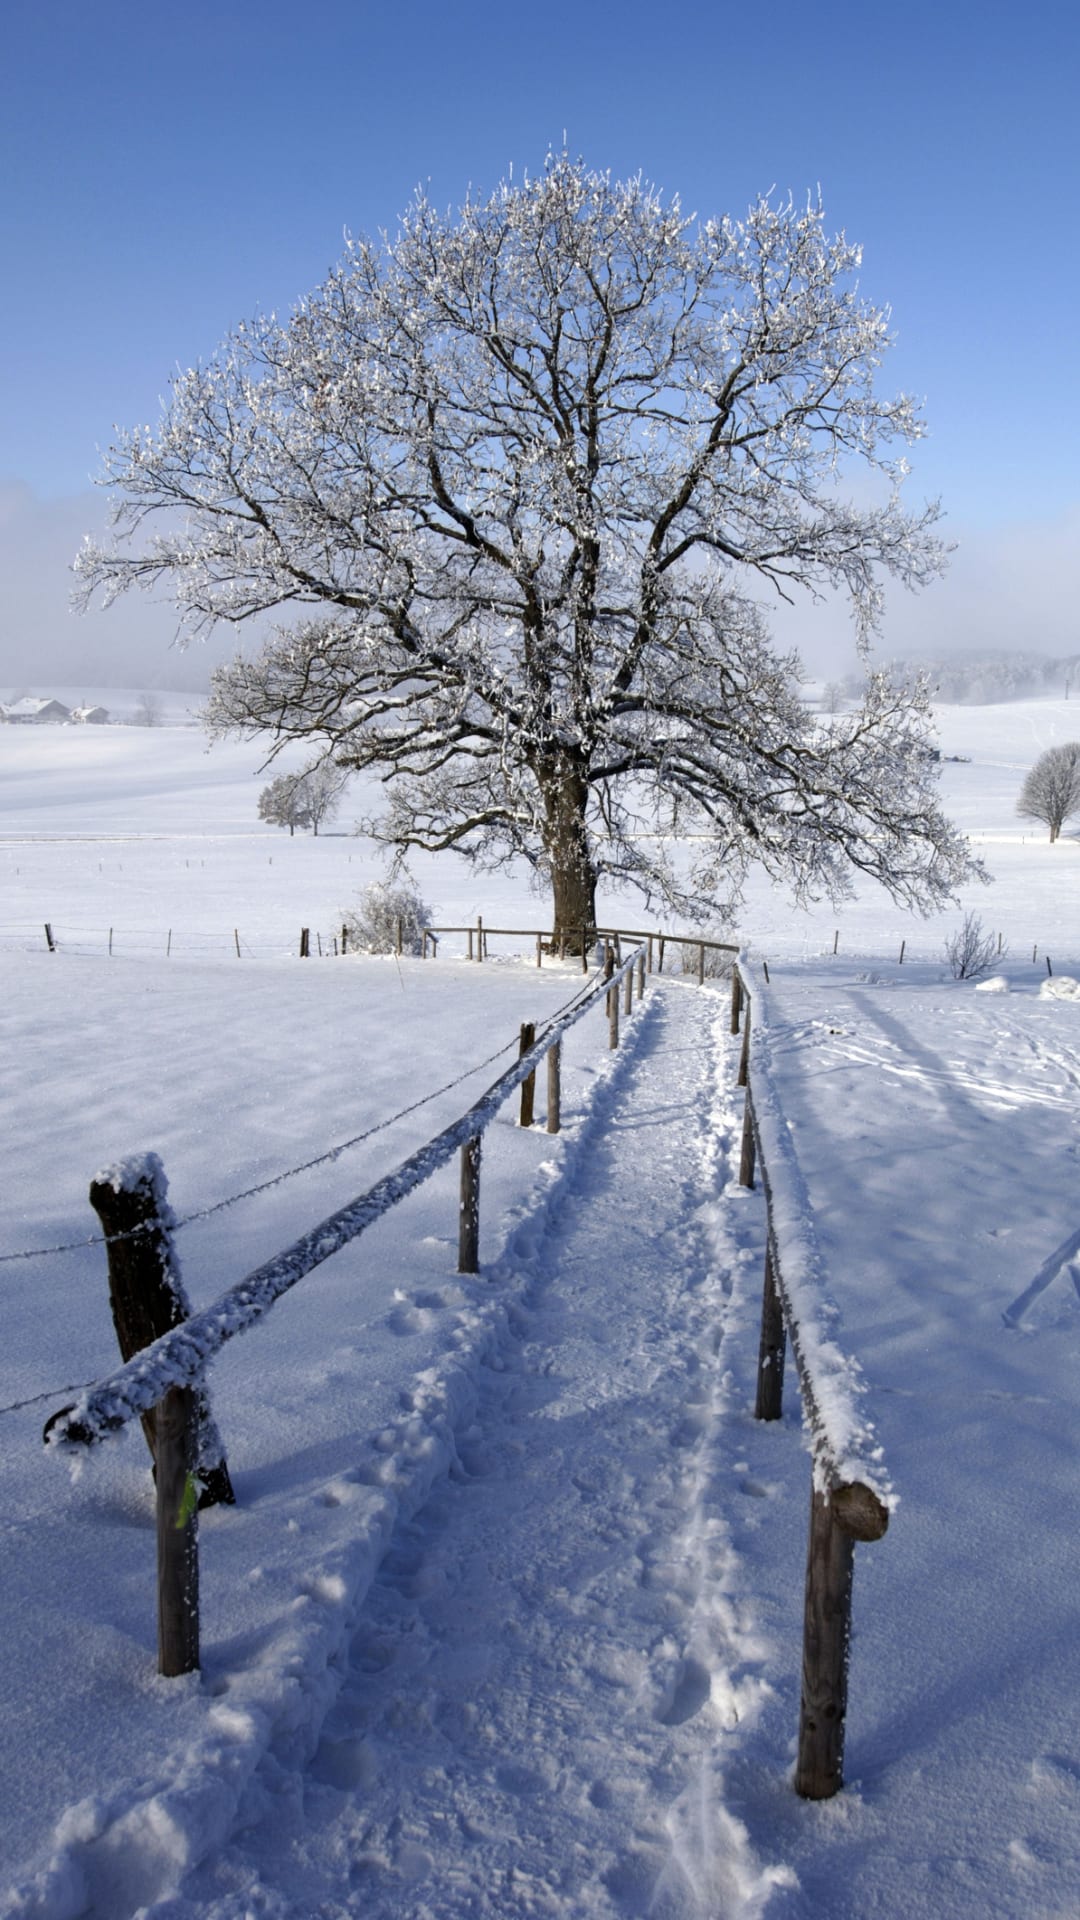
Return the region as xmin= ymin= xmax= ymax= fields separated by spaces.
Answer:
xmin=77 ymin=158 xmax=978 ymax=942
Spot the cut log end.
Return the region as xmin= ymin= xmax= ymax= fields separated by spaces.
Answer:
xmin=830 ymin=1480 xmax=890 ymax=1543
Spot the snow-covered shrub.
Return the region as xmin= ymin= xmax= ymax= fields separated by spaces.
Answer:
xmin=678 ymin=937 xmax=733 ymax=978
xmin=343 ymin=879 xmax=432 ymax=955
xmin=944 ymin=913 xmax=1000 ymax=981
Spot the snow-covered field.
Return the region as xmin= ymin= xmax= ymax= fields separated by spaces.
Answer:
xmin=2 ymin=698 xmax=1079 ymax=1917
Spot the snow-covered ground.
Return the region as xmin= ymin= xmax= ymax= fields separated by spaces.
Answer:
xmin=2 ymin=699 xmax=1079 ymax=1917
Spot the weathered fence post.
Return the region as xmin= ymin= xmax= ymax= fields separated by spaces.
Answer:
xmin=739 ymin=1091 xmax=756 ymax=1188
xmin=396 ymin=917 xmax=403 ymax=956
xmin=795 ymin=1481 xmax=888 ymax=1799
xmin=299 ymin=928 xmax=310 ymax=958
xmin=458 ymin=1135 xmax=481 ymax=1273
xmin=731 ymin=968 xmax=743 ymax=1034
xmin=754 ymin=1244 xmax=786 ymax=1420
xmin=647 ymin=933 xmax=654 ymax=975
xmin=737 ymin=1004 xmax=752 ymax=1090
xmin=603 ymin=945 xmax=619 ymax=1049
xmin=697 ymin=941 xmax=706 ymax=986
xmin=467 ymin=926 xmax=474 ymax=961
xmin=342 ymin=922 xmax=348 ymax=955
xmin=477 ymin=915 xmax=484 ymax=962
xmin=657 ymin=935 xmax=666 ymax=974
xmin=580 ymin=926 xmax=588 ymax=973
xmin=155 ymin=1384 xmax=200 ymax=1676
xmin=44 ymin=923 xmax=56 ymax=952
xmin=87 ymin=1161 xmax=234 ymax=1510
xmin=234 ymin=929 xmax=241 ymax=959
xmin=623 ymin=964 xmax=633 ymax=1016
xmin=536 ymin=934 xmax=543 ymax=968
xmin=519 ymin=1022 xmax=537 ymax=1127
xmin=636 ymin=951 xmax=646 ymax=1000
xmin=546 ymin=1041 xmax=561 ymax=1134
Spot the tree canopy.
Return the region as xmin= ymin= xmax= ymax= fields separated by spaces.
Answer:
xmin=76 ymin=156 xmax=979 ymax=938
xmin=1017 ymin=742 xmax=1080 ymax=842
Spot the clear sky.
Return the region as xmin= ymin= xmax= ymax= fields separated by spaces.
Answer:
xmin=1 ymin=0 xmax=1077 ymax=687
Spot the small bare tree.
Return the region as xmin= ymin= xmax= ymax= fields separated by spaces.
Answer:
xmin=944 ymin=913 xmax=999 ymax=980
xmin=1017 ymin=743 xmax=1080 ymax=843
xmin=343 ymin=878 xmax=432 ymax=954
xmin=133 ymin=691 xmax=162 ymax=727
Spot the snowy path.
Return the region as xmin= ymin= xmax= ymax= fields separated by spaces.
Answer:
xmin=149 ymin=984 xmax=788 ymax=1919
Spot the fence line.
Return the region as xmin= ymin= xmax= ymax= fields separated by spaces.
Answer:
xmin=7 ymin=919 xmax=738 ymax=975
xmin=44 ymin=944 xmax=648 ymax=1675
xmin=730 ymin=960 xmax=891 ymax=1801
xmin=1 ymin=970 xmax=611 ymax=1272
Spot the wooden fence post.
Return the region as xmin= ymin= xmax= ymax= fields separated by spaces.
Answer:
xmin=342 ymin=923 xmax=348 ymax=955
xmin=44 ymin=923 xmax=56 ymax=952
xmin=155 ymin=1384 xmax=200 ymax=1676
xmin=739 ymin=1093 xmax=756 ymax=1188
xmin=647 ymin=933 xmax=654 ymax=975
xmin=754 ymin=1244 xmax=786 ymax=1420
xmin=477 ymin=915 xmax=484 ymax=962
xmin=87 ymin=1165 xmax=234 ymax=1509
xmin=737 ymin=1004 xmax=752 ymax=1090
xmin=299 ymin=928 xmax=310 ymax=958
xmin=546 ymin=1041 xmax=561 ymax=1134
xmin=536 ymin=934 xmax=543 ymax=968
xmin=519 ymin=1023 xmax=537 ymax=1127
xmin=467 ymin=927 xmax=474 ymax=961
xmin=396 ymin=918 xmax=403 ymax=956
xmin=234 ymin=929 xmax=241 ymax=959
xmin=698 ymin=941 xmax=705 ymax=986
xmin=657 ymin=936 xmax=666 ymax=974
xmin=795 ymin=1481 xmax=888 ymax=1799
xmin=731 ymin=968 xmax=743 ymax=1034
xmin=458 ymin=1135 xmax=481 ymax=1273
xmin=580 ymin=926 xmax=588 ymax=973
xmin=623 ymin=964 xmax=633 ymax=1015
xmin=636 ymin=951 xmax=646 ymax=1000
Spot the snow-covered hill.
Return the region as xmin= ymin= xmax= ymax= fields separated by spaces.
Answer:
xmin=2 ymin=701 xmax=1079 ymax=1917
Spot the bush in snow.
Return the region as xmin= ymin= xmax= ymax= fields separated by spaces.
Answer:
xmin=944 ymin=913 xmax=1000 ymax=980
xmin=678 ymin=936 xmax=734 ymax=978
xmin=343 ymin=879 xmax=432 ymax=955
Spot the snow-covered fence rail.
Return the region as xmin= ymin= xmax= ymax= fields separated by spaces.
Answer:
xmin=44 ymin=946 xmax=648 ymax=1677
xmin=731 ymin=960 xmax=892 ymax=1801
xmin=421 ymin=918 xmax=737 ymax=981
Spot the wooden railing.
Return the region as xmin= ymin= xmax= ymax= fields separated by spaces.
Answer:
xmin=731 ymin=960 xmax=892 ymax=1800
xmin=45 ymin=945 xmax=649 ymax=1678
xmin=418 ymin=918 xmax=737 ymax=984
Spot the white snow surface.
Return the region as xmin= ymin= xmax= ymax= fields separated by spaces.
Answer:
xmin=3 ymin=698 xmax=1080 ymax=1917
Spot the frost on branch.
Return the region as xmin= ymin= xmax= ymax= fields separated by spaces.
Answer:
xmin=77 ymin=156 xmax=980 ymax=939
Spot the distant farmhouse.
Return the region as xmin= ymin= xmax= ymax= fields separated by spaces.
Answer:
xmin=0 ymin=697 xmax=72 ymax=724
xmin=0 ymin=698 xmax=110 ymax=725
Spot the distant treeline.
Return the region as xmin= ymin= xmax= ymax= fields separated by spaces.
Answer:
xmin=839 ymin=651 xmax=1080 ymax=706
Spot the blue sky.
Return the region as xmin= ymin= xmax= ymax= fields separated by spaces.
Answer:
xmin=1 ymin=0 xmax=1077 ymax=684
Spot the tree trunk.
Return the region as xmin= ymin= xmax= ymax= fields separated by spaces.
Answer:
xmin=539 ymin=756 xmax=597 ymax=954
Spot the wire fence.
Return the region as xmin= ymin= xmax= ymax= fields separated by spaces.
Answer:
xmin=0 ymin=965 xmax=611 ymax=1417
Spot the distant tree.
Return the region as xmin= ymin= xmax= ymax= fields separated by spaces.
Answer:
xmin=258 ymin=761 xmax=346 ymax=835
xmin=258 ymin=770 xmax=309 ymax=836
xmin=295 ymin=761 xmax=347 ymax=835
xmin=1017 ymin=743 xmax=1080 ymax=843
xmin=133 ymin=691 xmax=162 ymax=727
xmin=77 ymin=156 xmax=978 ymax=944
xmin=821 ymin=682 xmax=846 ymax=716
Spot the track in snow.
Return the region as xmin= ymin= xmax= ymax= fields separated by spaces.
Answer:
xmin=153 ymin=984 xmax=789 ymax=1920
